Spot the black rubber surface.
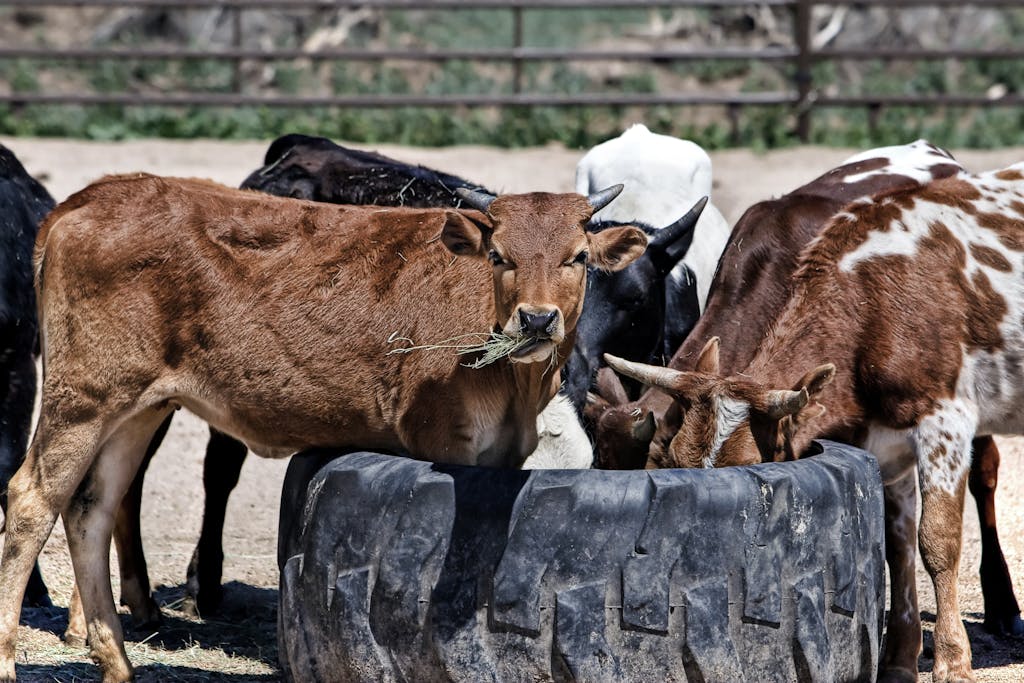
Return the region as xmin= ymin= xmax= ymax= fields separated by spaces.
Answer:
xmin=277 ymin=441 xmax=884 ymax=683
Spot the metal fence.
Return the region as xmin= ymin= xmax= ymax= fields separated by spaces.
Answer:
xmin=1 ymin=0 xmax=1022 ymax=141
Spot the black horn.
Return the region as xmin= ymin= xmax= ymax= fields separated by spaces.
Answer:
xmin=587 ymin=184 xmax=624 ymax=213
xmin=456 ymin=187 xmax=497 ymax=213
xmin=648 ymin=196 xmax=708 ymax=274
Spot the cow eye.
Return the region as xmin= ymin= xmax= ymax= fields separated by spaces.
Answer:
xmin=488 ymin=250 xmax=506 ymax=266
xmin=565 ymin=250 xmax=588 ymax=266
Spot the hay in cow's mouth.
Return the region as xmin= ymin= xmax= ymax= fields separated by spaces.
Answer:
xmin=386 ymin=330 xmax=534 ymax=368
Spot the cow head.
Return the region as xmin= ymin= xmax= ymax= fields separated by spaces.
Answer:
xmin=603 ymin=339 xmax=835 ymax=468
xmin=441 ymin=186 xmax=647 ymax=365
xmin=562 ymin=197 xmax=707 ymax=408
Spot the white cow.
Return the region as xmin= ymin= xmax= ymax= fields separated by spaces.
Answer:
xmin=575 ymin=124 xmax=732 ymax=354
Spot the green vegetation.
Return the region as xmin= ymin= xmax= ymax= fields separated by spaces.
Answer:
xmin=1 ymin=5 xmax=1023 ymax=148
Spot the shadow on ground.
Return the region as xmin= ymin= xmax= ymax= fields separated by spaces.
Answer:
xmin=19 ymin=582 xmax=279 ymax=682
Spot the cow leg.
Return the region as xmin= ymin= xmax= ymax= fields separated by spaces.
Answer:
xmin=64 ymin=408 xmax=171 ymax=683
xmin=183 ymin=427 xmax=247 ymax=617
xmin=114 ymin=413 xmax=173 ymax=627
xmin=0 ymin=352 xmax=51 ymax=609
xmin=67 ymin=413 xmax=173 ymax=646
xmin=878 ymin=473 xmax=921 ymax=683
xmin=968 ymin=436 xmax=1023 ymax=636
xmin=0 ymin=416 xmax=105 ymax=681
xmin=916 ymin=410 xmax=974 ymax=683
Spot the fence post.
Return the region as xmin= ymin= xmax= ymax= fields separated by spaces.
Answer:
xmin=232 ymin=6 xmax=243 ymax=94
xmin=794 ymin=0 xmax=813 ymax=142
xmin=512 ymin=6 xmax=523 ymax=94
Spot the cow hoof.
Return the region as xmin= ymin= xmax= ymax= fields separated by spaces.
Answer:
xmin=98 ymin=664 xmax=134 ymax=683
xmin=180 ymin=595 xmax=201 ymax=619
xmin=1 ymin=656 xmax=15 ymax=682
xmin=983 ymin=612 xmax=1024 ymax=637
xmin=62 ymin=629 xmax=88 ymax=648
xmin=128 ymin=598 xmax=161 ymax=630
xmin=877 ymin=667 xmax=917 ymax=683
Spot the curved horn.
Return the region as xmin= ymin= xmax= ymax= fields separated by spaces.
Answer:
xmin=648 ymin=196 xmax=708 ymax=272
xmin=604 ymin=353 xmax=683 ymax=392
xmin=595 ymin=366 xmax=630 ymax=406
xmin=763 ymin=388 xmax=809 ymax=420
xmin=456 ymin=187 xmax=497 ymax=213
xmin=587 ymin=184 xmax=624 ymax=213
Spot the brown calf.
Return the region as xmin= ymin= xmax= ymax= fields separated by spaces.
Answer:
xmin=607 ymin=163 xmax=1024 ymax=682
xmin=0 ymin=174 xmax=645 ymax=682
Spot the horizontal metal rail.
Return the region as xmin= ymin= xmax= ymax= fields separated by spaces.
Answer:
xmin=0 ymin=46 xmax=801 ymax=62
xmin=4 ymin=0 xmax=1021 ymax=6
xmin=0 ymin=92 xmax=801 ymax=107
xmin=0 ymin=0 xmax=800 ymax=8
xmin=5 ymin=45 xmax=1022 ymax=63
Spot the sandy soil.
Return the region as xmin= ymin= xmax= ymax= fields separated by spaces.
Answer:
xmin=1 ymin=136 xmax=1023 ymax=681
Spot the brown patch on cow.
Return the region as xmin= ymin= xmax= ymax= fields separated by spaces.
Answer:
xmin=964 ymin=270 xmax=1007 ymax=351
xmin=995 ymin=169 xmax=1024 ymax=181
xmin=927 ymin=221 xmax=967 ymax=267
xmin=918 ymin=221 xmax=1005 ymax=351
xmin=918 ymin=178 xmax=982 ymax=214
xmin=930 ymin=163 xmax=963 ymax=180
xmin=1010 ymin=200 xmax=1024 ymax=218
xmin=977 ymin=211 xmax=1024 ymax=251
xmin=969 ymin=243 xmax=1012 ymax=271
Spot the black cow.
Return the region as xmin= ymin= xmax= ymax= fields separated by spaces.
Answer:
xmin=0 ymin=145 xmax=55 ymax=608
xmin=561 ymin=197 xmax=707 ymax=410
xmin=240 ymin=132 xmax=491 ymax=206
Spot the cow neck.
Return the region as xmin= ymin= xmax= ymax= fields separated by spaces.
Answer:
xmin=744 ymin=279 xmax=862 ymax=456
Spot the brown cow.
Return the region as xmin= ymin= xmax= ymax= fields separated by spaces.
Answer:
xmin=0 ymin=174 xmax=645 ymax=682
xmin=605 ymin=162 xmax=1024 ymax=682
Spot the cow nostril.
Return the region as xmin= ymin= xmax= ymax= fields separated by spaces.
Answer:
xmin=519 ymin=310 xmax=558 ymax=336
xmin=540 ymin=310 xmax=557 ymax=332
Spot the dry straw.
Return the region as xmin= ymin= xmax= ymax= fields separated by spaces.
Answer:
xmin=386 ymin=330 xmax=531 ymax=368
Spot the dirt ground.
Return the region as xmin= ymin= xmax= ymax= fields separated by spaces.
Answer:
xmin=1 ymin=136 xmax=1023 ymax=681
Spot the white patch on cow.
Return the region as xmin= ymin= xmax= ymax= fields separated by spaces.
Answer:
xmin=522 ymin=393 xmax=593 ymax=469
xmin=838 ymin=199 xmax=929 ymax=272
xmin=575 ymin=123 xmax=732 ymax=310
xmin=704 ymin=395 xmax=749 ymax=468
xmin=862 ymin=423 xmax=915 ymax=484
xmin=914 ymin=399 xmax=976 ymax=496
xmin=840 ymin=139 xmax=955 ymax=185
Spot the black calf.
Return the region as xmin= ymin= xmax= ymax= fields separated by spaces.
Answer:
xmin=0 ymin=145 xmax=55 ymax=608
xmin=562 ymin=198 xmax=706 ymax=411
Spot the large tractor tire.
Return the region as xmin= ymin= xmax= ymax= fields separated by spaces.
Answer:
xmin=277 ymin=441 xmax=884 ymax=682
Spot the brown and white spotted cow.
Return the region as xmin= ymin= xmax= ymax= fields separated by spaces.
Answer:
xmin=590 ymin=140 xmax=1021 ymax=638
xmin=0 ymin=175 xmax=646 ymax=682
xmin=606 ymin=162 xmax=1024 ymax=682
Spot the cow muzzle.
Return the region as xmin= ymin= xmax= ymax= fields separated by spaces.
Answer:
xmin=504 ymin=305 xmax=564 ymax=363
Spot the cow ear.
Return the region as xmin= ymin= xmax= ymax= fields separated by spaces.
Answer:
xmin=787 ymin=363 xmax=834 ymax=428
xmin=587 ymin=226 xmax=648 ymax=272
xmin=695 ymin=336 xmax=720 ymax=375
xmin=441 ymin=210 xmax=491 ymax=257
xmin=792 ymin=363 xmax=835 ymax=398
